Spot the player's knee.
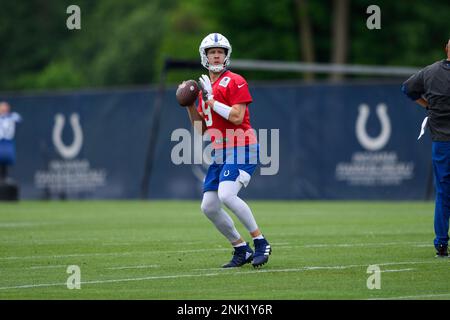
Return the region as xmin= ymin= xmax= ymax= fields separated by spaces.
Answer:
xmin=200 ymin=201 xmax=212 ymax=215
xmin=218 ymin=189 xmax=236 ymax=206
xmin=201 ymin=199 xmax=219 ymax=217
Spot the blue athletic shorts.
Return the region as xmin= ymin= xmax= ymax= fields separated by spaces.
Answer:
xmin=203 ymin=144 xmax=259 ymax=193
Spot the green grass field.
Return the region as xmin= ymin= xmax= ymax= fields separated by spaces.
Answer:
xmin=0 ymin=200 xmax=449 ymax=300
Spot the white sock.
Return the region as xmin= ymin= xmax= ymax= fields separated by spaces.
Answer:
xmin=218 ymin=180 xmax=258 ymax=232
xmin=233 ymin=242 xmax=247 ymax=248
xmin=252 ymin=235 xmax=264 ymax=240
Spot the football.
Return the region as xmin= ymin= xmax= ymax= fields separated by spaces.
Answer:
xmin=176 ymin=80 xmax=200 ymax=107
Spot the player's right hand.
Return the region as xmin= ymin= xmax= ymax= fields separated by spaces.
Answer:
xmin=199 ymin=75 xmax=214 ymax=101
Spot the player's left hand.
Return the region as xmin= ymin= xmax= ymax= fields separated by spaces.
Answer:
xmin=199 ymin=74 xmax=214 ymax=101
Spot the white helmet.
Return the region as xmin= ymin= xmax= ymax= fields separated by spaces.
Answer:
xmin=199 ymin=33 xmax=232 ymax=72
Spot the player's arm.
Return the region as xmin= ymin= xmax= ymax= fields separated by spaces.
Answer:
xmin=205 ymin=100 xmax=246 ymax=125
xmin=12 ymin=112 xmax=22 ymax=123
xmin=414 ymin=98 xmax=429 ymax=109
xmin=186 ymin=103 xmax=207 ymax=134
xmin=228 ymin=104 xmax=246 ymax=125
xmin=402 ymin=69 xmax=428 ymax=109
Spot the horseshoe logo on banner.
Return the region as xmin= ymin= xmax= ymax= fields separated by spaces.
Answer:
xmin=52 ymin=113 xmax=83 ymax=159
xmin=356 ymin=103 xmax=391 ymax=151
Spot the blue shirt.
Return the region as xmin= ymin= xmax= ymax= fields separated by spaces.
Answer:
xmin=0 ymin=112 xmax=22 ymax=141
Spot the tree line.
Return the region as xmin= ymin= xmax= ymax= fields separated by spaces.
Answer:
xmin=0 ymin=0 xmax=448 ymax=90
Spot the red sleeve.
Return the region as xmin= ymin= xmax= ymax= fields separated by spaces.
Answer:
xmin=228 ymin=76 xmax=252 ymax=106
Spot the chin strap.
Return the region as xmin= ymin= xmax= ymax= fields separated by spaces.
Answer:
xmin=209 ymin=65 xmax=224 ymax=72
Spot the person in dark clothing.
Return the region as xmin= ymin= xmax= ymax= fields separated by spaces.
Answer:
xmin=402 ymin=39 xmax=450 ymax=258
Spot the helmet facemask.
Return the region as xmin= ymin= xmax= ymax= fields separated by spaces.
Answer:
xmin=205 ymin=48 xmax=229 ymax=72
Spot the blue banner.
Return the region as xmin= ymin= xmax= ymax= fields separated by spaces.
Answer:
xmin=0 ymin=82 xmax=432 ymax=200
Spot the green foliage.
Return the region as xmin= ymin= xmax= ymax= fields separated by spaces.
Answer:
xmin=349 ymin=0 xmax=450 ymax=66
xmin=0 ymin=1 xmax=70 ymax=90
xmin=66 ymin=0 xmax=175 ymax=87
xmin=208 ymin=0 xmax=299 ymax=61
xmin=13 ymin=60 xmax=85 ymax=89
xmin=202 ymin=0 xmax=302 ymax=82
xmin=0 ymin=0 xmax=449 ymax=90
xmin=156 ymin=0 xmax=217 ymax=84
xmin=0 ymin=0 xmax=176 ymax=90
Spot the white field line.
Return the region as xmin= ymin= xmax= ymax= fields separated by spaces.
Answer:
xmin=0 ymin=238 xmax=101 ymax=244
xmin=369 ymin=293 xmax=450 ymax=300
xmin=380 ymin=268 xmax=415 ymax=273
xmin=0 ymin=239 xmax=183 ymax=245
xmin=0 ymin=239 xmax=428 ymax=247
xmin=0 ymin=252 xmax=138 ymax=261
xmin=0 ymin=248 xmax=233 ymax=261
xmin=0 ymin=222 xmax=61 ymax=228
xmin=302 ymin=242 xmax=428 ymax=248
xmin=106 ymin=265 xmax=160 ymax=270
xmin=0 ymin=260 xmax=447 ymax=291
xmin=28 ymin=265 xmax=67 ymax=270
xmin=0 ymin=241 xmax=432 ymax=262
xmin=194 ymin=261 xmax=441 ymax=273
xmin=100 ymin=243 xmax=134 ymax=246
xmin=0 ymin=239 xmax=239 ymax=245
xmin=0 ymin=273 xmax=221 ymax=290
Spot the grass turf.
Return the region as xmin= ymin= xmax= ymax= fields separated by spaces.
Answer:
xmin=0 ymin=200 xmax=448 ymax=300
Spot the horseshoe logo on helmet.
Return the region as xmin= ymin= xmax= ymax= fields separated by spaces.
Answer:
xmin=356 ymin=103 xmax=391 ymax=151
xmin=52 ymin=113 xmax=83 ymax=159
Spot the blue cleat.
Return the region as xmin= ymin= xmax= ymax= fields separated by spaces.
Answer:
xmin=222 ymin=243 xmax=254 ymax=268
xmin=252 ymin=238 xmax=272 ymax=268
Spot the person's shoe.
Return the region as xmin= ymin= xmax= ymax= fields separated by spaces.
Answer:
xmin=435 ymin=244 xmax=448 ymax=258
xmin=222 ymin=243 xmax=254 ymax=268
xmin=252 ymin=238 xmax=272 ymax=268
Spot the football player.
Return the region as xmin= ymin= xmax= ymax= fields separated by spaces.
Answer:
xmin=184 ymin=33 xmax=271 ymax=268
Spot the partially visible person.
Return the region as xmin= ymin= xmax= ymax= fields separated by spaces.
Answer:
xmin=0 ymin=102 xmax=22 ymax=181
xmin=401 ymin=39 xmax=450 ymax=258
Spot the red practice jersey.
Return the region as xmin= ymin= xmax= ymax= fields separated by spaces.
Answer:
xmin=197 ymin=70 xmax=257 ymax=149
